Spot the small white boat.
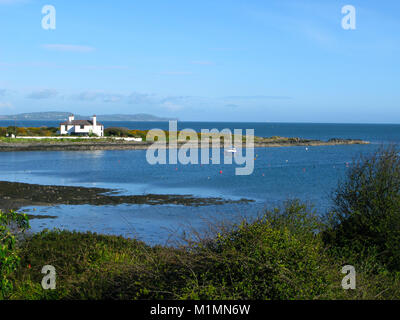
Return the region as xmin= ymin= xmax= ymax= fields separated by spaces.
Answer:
xmin=226 ymin=147 xmax=237 ymax=153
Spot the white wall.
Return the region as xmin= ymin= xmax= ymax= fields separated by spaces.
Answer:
xmin=60 ymin=124 xmax=104 ymax=136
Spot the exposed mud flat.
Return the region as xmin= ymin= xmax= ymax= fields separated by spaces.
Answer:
xmin=0 ymin=180 xmax=254 ymax=212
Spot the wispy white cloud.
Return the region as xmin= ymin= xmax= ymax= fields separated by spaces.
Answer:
xmin=0 ymin=61 xmax=62 ymax=68
xmin=6 ymin=87 xmax=293 ymax=116
xmin=161 ymin=101 xmax=183 ymax=111
xmin=102 ymin=94 xmax=123 ymax=103
xmin=225 ymin=104 xmax=239 ymax=108
xmin=42 ymin=44 xmax=96 ymax=53
xmin=224 ymin=95 xmax=292 ymax=100
xmin=127 ymin=92 xmax=157 ymax=105
xmin=210 ymin=47 xmax=240 ymax=52
xmin=0 ymin=102 xmax=13 ymax=109
xmin=191 ymin=60 xmax=214 ymax=66
xmin=72 ymin=91 xmax=104 ymax=101
xmin=80 ymin=65 xmax=128 ymax=70
xmin=0 ymin=61 xmax=127 ymax=70
xmin=0 ymin=0 xmax=28 ymax=4
xmin=72 ymin=90 xmax=190 ymax=111
xmin=244 ymin=4 xmax=337 ymax=48
xmin=27 ymin=89 xmax=58 ymax=99
xmin=72 ymin=91 xmax=124 ymax=103
xmin=160 ymin=71 xmax=193 ymax=76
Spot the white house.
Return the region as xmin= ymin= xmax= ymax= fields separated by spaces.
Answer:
xmin=60 ymin=115 xmax=104 ymax=137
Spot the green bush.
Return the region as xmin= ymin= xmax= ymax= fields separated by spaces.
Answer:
xmin=0 ymin=210 xmax=30 ymax=299
xmin=0 ymin=127 xmax=59 ymax=137
xmin=10 ymin=229 xmax=151 ymax=299
xmin=104 ymin=127 xmax=126 ymax=137
xmin=324 ymin=145 xmax=400 ymax=271
xmin=179 ymin=201 xmax=340 ymax=299
xmin=104 ymin=127 xmax=147 ymax=140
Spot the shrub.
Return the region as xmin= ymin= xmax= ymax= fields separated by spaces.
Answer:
xmin=178 ymin=201 xmax=340 ymax=300
xmin=104 ymin=127 xmax=133 ymax=137
xmin=9 ymin=199 xmax=400 ymax=300
xmin=323 ymin=145 xmax=400 ymax=271
xmin=11 ymin=229 xmax=166 ymax=299
xmin=0 ymin=210 xmax=30 ymax=299
xmin=0 ymin=127 xmax=7 ymax=137
xmin=0 ymin=126 xmax=59 ymax=137
xmin=104 ymin=127 xmax=147 ymax=140
xmin=10 ymin=203 xmax=344 ymax=300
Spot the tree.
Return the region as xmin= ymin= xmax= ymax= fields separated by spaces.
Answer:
xmin=324 ymin=145 xmax=400 ymax=270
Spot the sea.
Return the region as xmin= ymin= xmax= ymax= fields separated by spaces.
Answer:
xmin=1 ymin=120 xmax=399 ymax=245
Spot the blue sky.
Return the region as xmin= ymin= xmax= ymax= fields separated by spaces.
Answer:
xmin=0 ymin=0 xmax=399 ymax=122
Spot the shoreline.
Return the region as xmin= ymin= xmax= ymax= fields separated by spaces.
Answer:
xmin=0 ymin=138 xmax=370 ymax=152
xmin=0 ymin=180 xmax=254 ymax=213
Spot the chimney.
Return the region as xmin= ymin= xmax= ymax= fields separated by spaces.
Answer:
xmin=68 ymin=114 xmax=74 ymax=122
xmin=92 ymin=115 xmax=97 ymax=126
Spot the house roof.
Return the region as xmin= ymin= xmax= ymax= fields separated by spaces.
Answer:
xmin=60 ymin=120 xmax=103 ymax=126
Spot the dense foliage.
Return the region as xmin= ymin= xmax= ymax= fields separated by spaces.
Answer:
xmin=324 ymin=145 xmax=400 ymax=271
xmin=0 ymin=210 xmax=30 ymax=299
xmin=0 ymin=127 xmax=58 ymax=137
xmin=104 ymin=127 xmax=148 ymax=140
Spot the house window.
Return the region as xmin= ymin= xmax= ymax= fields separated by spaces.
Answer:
xmin=80 ymin=125 xmax=84 ymax=129
xmin=64 ymin=125 xmax=67 ymax=131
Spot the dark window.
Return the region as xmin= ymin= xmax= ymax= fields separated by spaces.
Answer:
xmin=80 ymin=125 xmax=84 ymax=129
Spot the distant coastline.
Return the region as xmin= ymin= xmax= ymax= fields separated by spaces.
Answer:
xmin=0 ymin=111 xmax=177 ymax=122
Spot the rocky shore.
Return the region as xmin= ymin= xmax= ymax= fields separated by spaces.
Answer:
xmin=0 ymin=137 xmax=369 ymax=152
xmin=0 ymin=180 xmax=254 ymax=212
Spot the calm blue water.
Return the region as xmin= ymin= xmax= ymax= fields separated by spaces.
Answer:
xmin=1 ymin=121 xmax=399 ymax=245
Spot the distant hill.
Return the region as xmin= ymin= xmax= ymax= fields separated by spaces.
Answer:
xmin=0 ymin=112 xmax=177 ymax=121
